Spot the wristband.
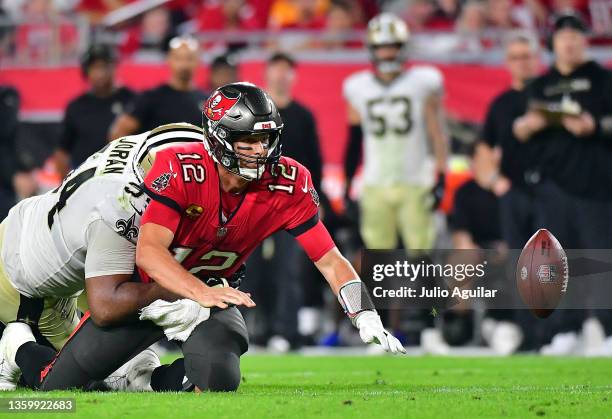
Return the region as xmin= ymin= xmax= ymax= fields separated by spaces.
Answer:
xmin=337 ymin=279 xmax=376 ymax=322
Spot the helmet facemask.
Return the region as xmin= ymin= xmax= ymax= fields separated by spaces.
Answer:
xmin=366 ymin=13 xmax=410 ymax=75
xmin=202 ymin=82 xmax=284 ymax=181
xmin=369 ymin=43 xmax=406 ymax=74
xmin=204 ymin=120 xmax=282 ymax=181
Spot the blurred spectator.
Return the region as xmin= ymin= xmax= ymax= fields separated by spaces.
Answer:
xmin=269 ymin=0 xmax=329 ymax=29
xmin=316 ymin=0 xmax=364 ymax=49
xmin=76 ymin=0 xmax=132 ymax=24
xmin=427 ymin=0 xmax=461 ymax=31
xmin=14 ymin=0 xmax=78 ymax=65
xmin=207 ymin=54 xmax=238 ymax=92
xmin=456 ymin=1 xmax=487 ymax=33
xmin=547 ymin=0 xmax=590 ymax=21
xmin=189 ymin=0 xmax=272 ymax=51
xmin=590 ymin=0 xmax=612 ymax=36
xmin=54 ymin=44 xmax=135 ymax=178
xmin=266 ymin=52 xmax=324 ymax=204
xmin=343 ymin=14 xmax=449 ymax=349
xmin=194 ymin=0 xmax=262 ymax=31
xmin=244 ymin=52 xmax=326 ymax=351
xmin=110 ymin=36 xmax=206 ymax=139
xmin=119 ymin=7 xmax=175 ymax=58
xmin=450 ymin=177 xmax=502 ymax=250
xmin=454 ymin=1 xmax=488 ymax=51
xmin=0 ymin=86 xmax=36 ymax=217
xmin=2 ymin=0 xmax=78 ymax=17
xmin=403 ymin=0 xmax=436 ymax=32
xmin=513 ymin=13 xmax=612 ymax=249
xmin=474 ymin=32 xmax=540 ymax=248
xmin=486 ymin=0 xmax=522 ymax=29
xmin=510 ymin=0 xmax=548 ymax=29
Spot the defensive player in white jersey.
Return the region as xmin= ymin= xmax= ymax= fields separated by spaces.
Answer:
xmin=343 ymin=13 xmax=448 ymax=252
xmin=0 ymin=123 xmax=253 ymax=390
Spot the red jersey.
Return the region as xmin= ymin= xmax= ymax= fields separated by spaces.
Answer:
xmin=140 ymin=142 xmax=335 ymax=281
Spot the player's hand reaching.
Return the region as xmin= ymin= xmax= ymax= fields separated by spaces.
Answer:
xmin=354 ymin=311 xmax=406 ymax=354
xmin=198 ymin=286 xmax=256 ymax=309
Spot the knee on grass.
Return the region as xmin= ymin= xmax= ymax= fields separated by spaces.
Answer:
xmin=185 ymin=350 xmax=241 ymax=392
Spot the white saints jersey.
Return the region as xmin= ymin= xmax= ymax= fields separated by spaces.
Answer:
xmin=1 ymin=123 xmax=204 ymax=298
xmin=343 ymin=66 xmax=444 ymax=187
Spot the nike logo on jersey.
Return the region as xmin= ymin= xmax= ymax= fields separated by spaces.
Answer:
xmin=301 ymin=176 xmax=308 ymax=193
xmin=129 ymin=200 xmax=144 ymax=216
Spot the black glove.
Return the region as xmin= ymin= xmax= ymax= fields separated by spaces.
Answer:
xmin=204 ymin=264 xmax=246 ymax=289
xmin=430 ymin=173 xmax=446 ymax=211
xmin=228 ymin=263 xmax=246 ymax=288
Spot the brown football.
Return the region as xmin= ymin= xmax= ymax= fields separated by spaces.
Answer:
xmin=516 ymin=229 xmax=569 ymax=318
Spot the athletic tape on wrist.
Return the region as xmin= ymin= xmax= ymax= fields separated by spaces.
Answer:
xmin=337 ymin=279 xmax=376 ymax=318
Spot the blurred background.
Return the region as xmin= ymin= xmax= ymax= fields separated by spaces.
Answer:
xmin=0 ymin=0 xmax=611 ymax=356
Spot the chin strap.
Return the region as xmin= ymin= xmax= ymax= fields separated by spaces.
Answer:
xmin=337 ymin=279 xmax=377 ymax=326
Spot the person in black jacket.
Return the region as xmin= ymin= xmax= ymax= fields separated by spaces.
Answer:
xmin=474 ymin=33 xmax=540 ymax=248
xmin=512 ymin=13 xmax=612 ymax=353
xmin=54 ymin=44 xmax=135 ymax=178
xmin=513 ymin=13 xmax=612 ymax=249
xmin=243 ymin=53 xmax=327 ymax=350
xmin=0 ymin=86 xmax=36 ymax=218
xmin=109 ymin=36 xmax=206 ymax=140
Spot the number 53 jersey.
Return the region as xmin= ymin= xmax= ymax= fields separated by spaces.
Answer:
xmin=139 ymin=142 xmax=333 ymax=282
xmin=343 ymin=65 xmax=444 ymax=187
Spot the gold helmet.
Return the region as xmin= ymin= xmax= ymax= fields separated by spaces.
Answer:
xmin=366 ymin=13 xmax=410 ymax=74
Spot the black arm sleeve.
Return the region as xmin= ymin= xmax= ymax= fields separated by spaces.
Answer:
xmin=0 ymin=87 xmax=21 ymax=188
xmin=344 ymin=124 xmax=363 ymax=190
xmin=481 ymin=98 xmax=499 ymax=147
xmin=448 ymin=185 xmax=471 ymax=233
xmin=301 ymin=110 xmax=323 ymax=191
xmin=126 ymin=90 xmax=151 ymax=126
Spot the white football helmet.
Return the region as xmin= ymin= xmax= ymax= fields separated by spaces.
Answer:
xmin=366 ymin=13 xmax=410 ymax=74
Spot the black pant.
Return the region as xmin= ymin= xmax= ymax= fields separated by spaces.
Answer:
xmin=499 ymin=185 xmax=535 ymax=249
xmin=531 ymin=180 xmax=612 ymax=249
xmin=19 ymin=308 xmax=249 ymax=391
xmin=244 ymin=231 xmax=303 ymax=343
xmin=513 ymin=180 xmax=612 ymax=348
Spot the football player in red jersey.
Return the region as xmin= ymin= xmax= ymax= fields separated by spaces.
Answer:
xmin=7 ymin=83 xmax=404 ymax=393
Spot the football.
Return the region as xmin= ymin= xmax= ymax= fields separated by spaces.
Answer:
xmin=516 ymin=229 xmax=569 ymax=318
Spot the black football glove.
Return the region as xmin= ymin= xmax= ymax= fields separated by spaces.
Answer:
xmin=430 ymin=173 xmax=446 ymax=211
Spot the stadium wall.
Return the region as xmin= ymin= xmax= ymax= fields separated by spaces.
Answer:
xmin=1 ymin=61 xmax=512 ymax=164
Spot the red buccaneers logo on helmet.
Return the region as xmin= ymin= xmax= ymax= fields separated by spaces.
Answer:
xmin=204 ymin=92 xmax=239 ymax=122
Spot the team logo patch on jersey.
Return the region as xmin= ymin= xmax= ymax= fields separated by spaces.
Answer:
xmin=309 ymin=187 xmax=320 ymax=206
xmin=116 ymin=214 xmax=139 ymax=241
xmin=204 ymin=92 xmax=239 ymax=122
xmin=151 ymin=172 xmax=172 ymax=192
xmin=186 ymin=204 xmax=204 ymax=219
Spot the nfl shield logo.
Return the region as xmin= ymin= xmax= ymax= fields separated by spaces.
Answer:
xmin=537 ymin=265 xmax=557 ymax=283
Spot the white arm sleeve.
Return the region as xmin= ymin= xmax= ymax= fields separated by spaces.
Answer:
xmin=85 ymin=219 xmax=136 ymax=279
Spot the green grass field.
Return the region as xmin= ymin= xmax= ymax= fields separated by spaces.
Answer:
xmin=1 ymin=355 xmax=612 ymax=418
